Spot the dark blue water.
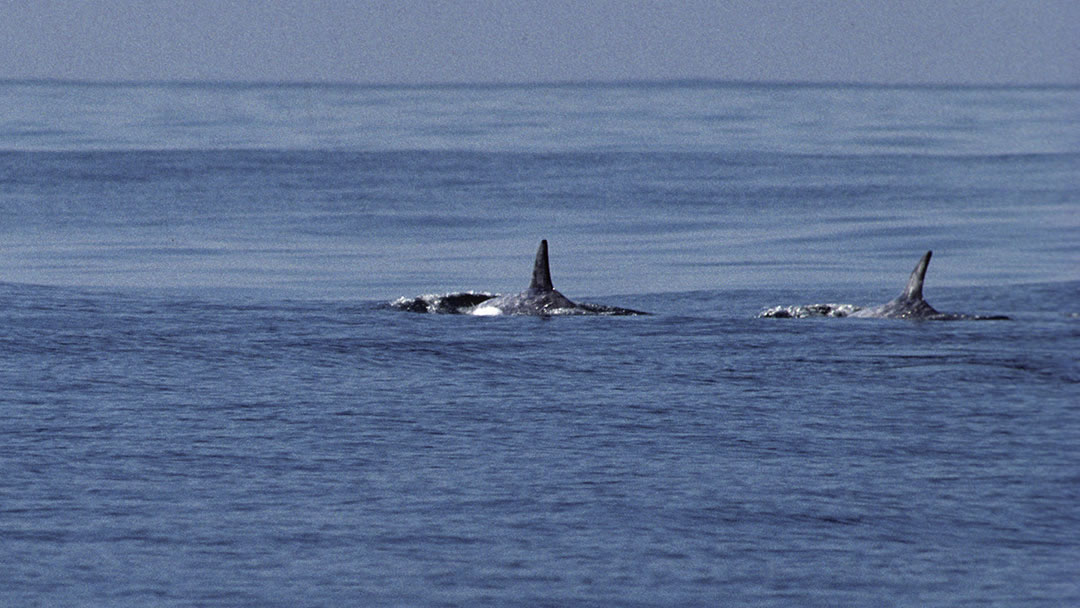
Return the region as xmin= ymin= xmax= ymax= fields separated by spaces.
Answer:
xmin=1 ymin=81 xmax=1078 ymax=606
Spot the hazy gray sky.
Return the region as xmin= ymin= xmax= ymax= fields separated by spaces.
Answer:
xmin=2 ymin=1 xmax=1077 ymax=85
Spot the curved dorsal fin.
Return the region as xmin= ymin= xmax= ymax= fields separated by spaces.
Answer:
xmin=902 ymin=251 xmax=932 ymax=300
xmin=529 ymin=239 xmax=554 ymax=291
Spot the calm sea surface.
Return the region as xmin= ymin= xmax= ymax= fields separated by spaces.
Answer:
xmin=1 ymin=81 xmax=1078 ymax=606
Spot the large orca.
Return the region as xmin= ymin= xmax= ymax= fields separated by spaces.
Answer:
xmin=390 ymin=239 xmax=646 ymax=315
xmin=470 ymin=240 xmax=645 ymax=316
xmin=472 ymin=240 xmax=585 ymax=315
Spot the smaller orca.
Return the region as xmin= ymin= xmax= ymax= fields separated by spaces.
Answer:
xmin=851 ymin=251 xmax=940 ymax=319
xmin=759 ymin=251 xmax=1008 ymax=320
xmin=850 ymin=251 xmax=1008 ymax=320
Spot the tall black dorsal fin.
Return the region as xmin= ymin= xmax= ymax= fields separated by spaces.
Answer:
xmin=529 ymin=239 xmax=554 ymax=291
xmin=902 ymin=250 xmax=932 ymax=300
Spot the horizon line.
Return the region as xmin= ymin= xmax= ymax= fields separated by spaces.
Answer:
xmin=2 ymin=76 xmax=1077 ymax=91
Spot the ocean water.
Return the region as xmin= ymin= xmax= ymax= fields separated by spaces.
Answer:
xmin=1 ymin=80 xmax=1078 ymax=606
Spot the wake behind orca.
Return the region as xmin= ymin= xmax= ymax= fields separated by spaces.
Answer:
xmin=760 ymin=251 xmax=1009 ymax=321
xmin=391 ymin=240 xmax=647 ymax=316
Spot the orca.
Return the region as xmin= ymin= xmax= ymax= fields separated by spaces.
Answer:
xmin=389 ymin=239 xmax=645 ymax=315
xmin=851 ymin=251 xmax=941 ymax=319
xmin=850 ymin=251 xmax=1008 ymax=320
xmin=471 ymin=240 xmax=583 ymax=315
xmin=470 ymin=240 xmax=645 ymax=316
xmin=759 ymin=251 xmax=1008 ymax=320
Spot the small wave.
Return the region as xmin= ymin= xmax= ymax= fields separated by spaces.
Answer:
xmin=940 ymin=313 xmax=1011 ymax=321
xmin=757 ymin=303 xmax=862 ymax=318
